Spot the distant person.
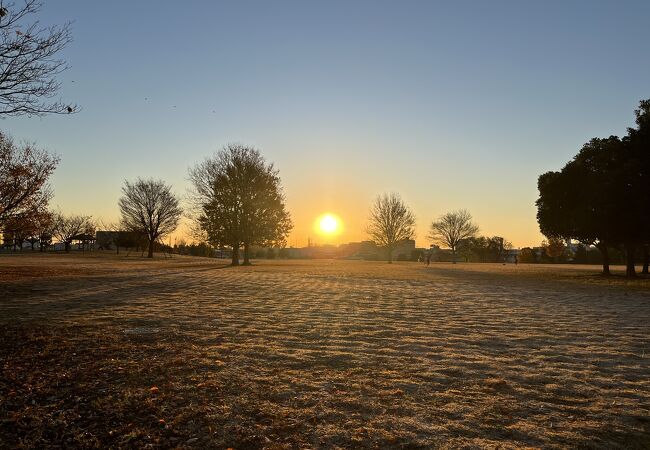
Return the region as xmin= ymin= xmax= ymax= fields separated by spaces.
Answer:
xmin=514 ymin=254 xmax=518 ymax=265
xmin=426 ymin=251 xmax=431 ymax=266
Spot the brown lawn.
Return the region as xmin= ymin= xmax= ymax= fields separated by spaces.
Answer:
xmin=1 ymin=253 xmax=649 ymax=449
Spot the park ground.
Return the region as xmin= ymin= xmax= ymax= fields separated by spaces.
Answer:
xmin=1 ymin=254 xmax=649 ymax=449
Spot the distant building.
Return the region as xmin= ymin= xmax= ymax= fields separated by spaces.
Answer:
xmin=96 ymin=231 xmax=146 ymax=251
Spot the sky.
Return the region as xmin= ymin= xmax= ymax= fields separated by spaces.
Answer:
xmin=3 ymin=0 xmax=650 ymax=248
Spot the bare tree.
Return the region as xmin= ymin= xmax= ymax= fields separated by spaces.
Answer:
xmin=429 ymin=209 xmax=479 ymax=263
xmin=367 ymin=192 xmax=416 ymax=264
xmin=0 ymin=0 xmax=76 ymax=116
xmin=0 ymin=133 xmax=58 ymax=224
xmin=119 ymin=178 xmax=182 ymax=258
xmin=52 ymin=212 xmax=93 ymax=252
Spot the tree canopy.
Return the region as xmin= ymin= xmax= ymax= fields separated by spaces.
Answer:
xmin=189 ymin=144 xmax=292 ymax=266
xmin=536 ymin=99 xmax=650 ymax=276
xmin=52 ymin=212 xmax=93 ymax=252
xmin=0 ymin=133 xmax=58 ymax=226
xmin=458 ymin=235 xmax=511 ymax=263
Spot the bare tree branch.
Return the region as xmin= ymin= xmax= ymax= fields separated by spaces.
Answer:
xmin=429 ymin=209 xmax=479 ymax=263
xmin=366 ymin=192 xmax=416 ymax=264
xmin=0 ymin=0 xmax=76 ymax=116
xmin=52 ymin=211 xmax=93 ymax=252
xmin=119 ymin=178 xmax=182 ymax=258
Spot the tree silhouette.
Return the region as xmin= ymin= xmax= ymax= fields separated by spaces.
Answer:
xmin=429 ymin=209 xmax=478 ymax=263
xmin=0 ymin=0 xmax=76 ymax=116
xmin=543 ymin=237 xmax=566 ymax=263
xmin=3 ymin=208 xmax=51 ymax=250
xmin=626 ymin=100 xmax=650 ymax=275
xmin=119 ymin=178 xmax=182 ymax=258
xmin=0 ymin=133 xmax=58 ymax=226
xmin=52 ymin=212 xmax=93 ymax=252
xmin=537 ymin=136 xmax=627 ymax=275
xmin=189 ymin=144 xmax=292 ymax=266
xmin=31 ymin=209 xmax=53 ymax=251
xmin=519 ymin=247 xmax=537 ymax=263
xmin=366 ymin=193 xmax=416 ymax=264
xmin=458 ymin=235 xmax=512 ymax=262
xmin=537 ymin=98 xmax=650 ymax=278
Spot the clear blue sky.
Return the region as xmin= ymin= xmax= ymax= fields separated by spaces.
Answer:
xmin=3 ymin=0 xmax=649 ymax=247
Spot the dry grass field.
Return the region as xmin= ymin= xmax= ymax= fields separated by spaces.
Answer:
xmin=1 ymin=254 xmax=649 ymax=449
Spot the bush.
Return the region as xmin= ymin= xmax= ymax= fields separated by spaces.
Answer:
xmin=519 ymin=247 xmax=537 ymax=263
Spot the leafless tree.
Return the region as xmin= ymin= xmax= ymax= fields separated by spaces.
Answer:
xmin=52 ymin=212 xmax=93 ymax=252
xmin=0 ymin=132 xmax=58 ymax=224
xmin=429 ymin=209 xmax=479 ymax=263
xmin=119 ymin=178 xmax=182 ymax=258
xmin=367 ymin=192 xmax=416 ymax=264
xmin=0 ymin=0 xmax=76 ymax=116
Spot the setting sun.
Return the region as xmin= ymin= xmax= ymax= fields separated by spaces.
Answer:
xmin=316 ymin=213 xmax=342 ymax=236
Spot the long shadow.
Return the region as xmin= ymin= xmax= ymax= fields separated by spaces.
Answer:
xmin=0 ymin=263 xmax=245 ymax=322
xmin=588 ymin=414 xmax=650 ymax=448
xmin=423 ymin=263 xmax=650 ymax=296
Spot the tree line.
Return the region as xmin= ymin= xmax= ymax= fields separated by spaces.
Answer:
xmin=366 ymin=193 xmax=513 ymax=264
xmin=110 ymin=143 xmax=293 ymax=264
xmin=0 ymin=132 xmax=97 ymax=253
xmin=1 ymin=140 xmax=294 ymax=264
xmin=537 ymin=99 xmax=650 ymax=277
xmin=2 ymin=129 xmax=507 ymax=267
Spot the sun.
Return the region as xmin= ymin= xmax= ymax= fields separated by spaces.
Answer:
xmin=315 ymin=213 xmax=342 ymax=236
xmin=320 ymin=214 xmax=338 ymax=233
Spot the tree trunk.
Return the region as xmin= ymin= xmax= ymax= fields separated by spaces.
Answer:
xmin=387 ymin=245 xmax=393 ymax=264
xmin=625 ymin=243 xmax=636 ymax=278
xmin=231 ymin=245 xmax=240 ymax=266
xmin=643 ymin=245 xmax=649 ymax=275
xmin=64 ymin=242 xmax=70 ymax=253
xmin=451 ymin=247 xmax=456 ymax=264
xmin=147 ymin=239 xmax=154 ymax=258
xmin=596 ymin=243 xmax=610 ymax=276
xmin=243 ymin=242 xmax=251 ymax=265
